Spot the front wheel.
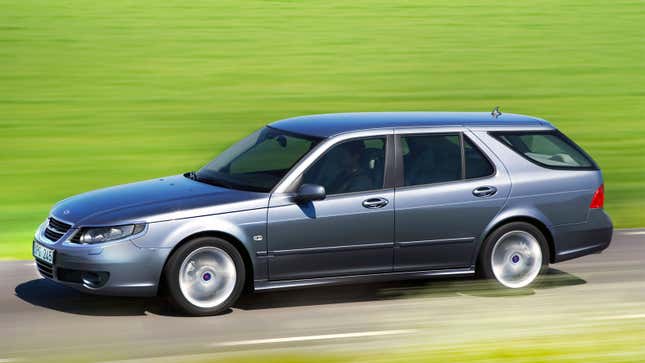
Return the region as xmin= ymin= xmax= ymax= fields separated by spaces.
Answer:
xmin=165 ymin=237 xmax=245 ymax=316
xmin=479 ymin=222 xmax=549 ymax=288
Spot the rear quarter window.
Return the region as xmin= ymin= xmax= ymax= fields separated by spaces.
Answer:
xmin=491 ymin=131 xmax=597 ymax=170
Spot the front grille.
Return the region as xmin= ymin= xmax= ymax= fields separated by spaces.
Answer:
xmin=44 ymin=227 xmax=63 ymax=241
xmin=44 ymin=217 xmax=72 ymax=242
xmin=36 ymin=259 xmax=54 ymax=279
xmin=49 ymin=218 xmax=71 ymax=232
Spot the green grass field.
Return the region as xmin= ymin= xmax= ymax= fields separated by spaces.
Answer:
xmin=1 ymin=0 xmax=643 ymax=259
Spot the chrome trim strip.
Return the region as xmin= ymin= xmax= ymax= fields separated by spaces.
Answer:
xmin=393 ymin=126 xmax=464 ymax=135
xmin=254 ymin=267 xmax=475 ymax=291
xmin=270 ymin=242 xmax=394 ymax=256
xmin=397 ymin=237 xmax=475 ymax=247
xmin=37 ymin=225 xmax=69 ymax=245
xmin=48 ymin=215 xmax=75 ymax=227
xmin=46 ymin=225 xmax=68 ymax=235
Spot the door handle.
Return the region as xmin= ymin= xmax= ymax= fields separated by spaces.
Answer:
xmin=362 ymin=197 xmax=389 ymax=209
xmin=472 ymin=186 xmax=497 ymax=198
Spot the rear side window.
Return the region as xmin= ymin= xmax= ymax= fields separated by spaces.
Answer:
xmin=492 ymin=131 xmax=596 ymax=169
xmin=401 ymin=134 xmax=461 ymax=186
xmin=464 ymin=138 xmax=495 ymax=178
xmin=400 ymin=134 xmax=494 ymax=187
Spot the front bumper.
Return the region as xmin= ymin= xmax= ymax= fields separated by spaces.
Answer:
xmin=551 ymin=209 xmax=613 ymax=263
xmin=33 ymin=230 xmax=171 ymax=297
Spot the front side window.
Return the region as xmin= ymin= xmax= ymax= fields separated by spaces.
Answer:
xmin=400 ymin=134 xmax=495 ymax=187
xmin=492 ymin=131 xmax=595 ymax=169
xmin=301 ymin=137 xmax=387 ymax=195
xmin=197 ymin=127 xmax=321 ymax=192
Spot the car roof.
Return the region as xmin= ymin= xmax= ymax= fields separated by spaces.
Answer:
xmin=269 ymin=112 xmax=553 ymax=138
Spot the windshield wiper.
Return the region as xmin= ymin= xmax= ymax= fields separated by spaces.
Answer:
xmin=202 ymin=178 xmax=235 ymax=189
xmin=188 ymin=172 xmax=236 ymax=190
xmin=185 ymin=171 xmax=266 ymax=192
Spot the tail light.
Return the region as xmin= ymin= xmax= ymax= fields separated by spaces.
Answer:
xmin=589 ymin=184 xmax=605 ymax=209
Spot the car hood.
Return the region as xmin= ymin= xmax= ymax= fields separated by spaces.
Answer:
xmin=50 ymin=175 xmax=269 ymax=227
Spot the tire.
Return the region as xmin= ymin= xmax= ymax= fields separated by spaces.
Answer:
xmin=164 ymin=237 xmax=245 ymax=316
xmin=479 ymin=222 xmax=549 ymax=289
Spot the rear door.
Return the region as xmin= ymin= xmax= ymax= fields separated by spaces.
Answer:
xmin=393 ymin=129 xmax=511 ymax=271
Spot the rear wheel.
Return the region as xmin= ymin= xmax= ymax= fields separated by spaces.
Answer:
xmin=479 ymin=222 xmax=549 ymax=288
xmin=165 ymin=237 xmax=245 ymax=316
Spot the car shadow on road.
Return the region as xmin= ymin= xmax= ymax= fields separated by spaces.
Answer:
xmin=236 ymin=268 xmax=586 ymax=310
xmin=14 ymin=279 xmax=174 ymax=316
xmin=15 ymin=268 xmax=584 ymax=316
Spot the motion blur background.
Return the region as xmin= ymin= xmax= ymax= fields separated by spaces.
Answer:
xmin=2 ymin=0 xmax=644 ymax=259
xmin=1 ymin=1 xmax=644 ymax=362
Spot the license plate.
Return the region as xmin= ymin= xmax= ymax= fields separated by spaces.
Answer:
xmin=33 ymin=242 xmax=55 ymax=264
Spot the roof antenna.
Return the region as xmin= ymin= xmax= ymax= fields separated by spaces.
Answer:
xmin=491 ymin=106 xmax=502 ymax=119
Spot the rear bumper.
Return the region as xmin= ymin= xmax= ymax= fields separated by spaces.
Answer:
xmin=551 ymin=209 xmax=613 ymax=263
xmin=33 ymin=237 xmax=170 ymax=297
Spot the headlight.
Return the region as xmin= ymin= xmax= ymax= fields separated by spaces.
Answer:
xmin=77 ymin=224 xmax=145 ymax=244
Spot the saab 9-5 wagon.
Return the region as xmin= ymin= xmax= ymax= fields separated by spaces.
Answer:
xmin=33 ymin=111 xmax=612 ymax=315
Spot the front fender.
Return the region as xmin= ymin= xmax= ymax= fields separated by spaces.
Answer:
xmin=130 ymin=209 xmax=268 ymax=275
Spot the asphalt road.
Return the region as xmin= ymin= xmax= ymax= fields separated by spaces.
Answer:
xmin=1 ymin=229 xmax=644 ymax=362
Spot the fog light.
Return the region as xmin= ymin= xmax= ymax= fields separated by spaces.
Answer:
xmin=81 ymin=271 xmax=109 ymax=288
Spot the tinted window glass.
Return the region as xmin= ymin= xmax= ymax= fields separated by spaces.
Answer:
xmin=198 ymin=127 xmax=320 ymax=192
xmin=401 ymin=134 xmax=461 ymax=186
xmin=494 ymin=132 xmax=594 ymax=168
xmin=302 ymin=137 xmax=386 ymax=194
xmin=464 ymin=137 xmax=494 ymax=178
xmin=228 ymin=134 xmax=312 ymax=174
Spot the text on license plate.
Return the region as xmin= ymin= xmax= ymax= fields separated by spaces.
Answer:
xmin=33 ymin=242 xmax=54 ymax=264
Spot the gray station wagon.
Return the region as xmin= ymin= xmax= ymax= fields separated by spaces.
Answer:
xmin=32 ymin=111 xmax=612 ymax=315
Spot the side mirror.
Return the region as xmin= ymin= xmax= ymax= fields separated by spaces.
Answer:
xmin=294 ymin=184 xmax=326 ymax=203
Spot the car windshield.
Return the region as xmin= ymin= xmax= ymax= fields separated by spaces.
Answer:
xmin=195 ymin=127 xmax=321 ymax=192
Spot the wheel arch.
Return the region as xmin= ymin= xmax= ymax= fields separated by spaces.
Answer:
xmin=476 ymin=215 xmax=556 ymax=266
xmin=159 ymin=230 xmax=255 ymax=295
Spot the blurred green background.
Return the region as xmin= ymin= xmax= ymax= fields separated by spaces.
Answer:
xmin=1 ymin=0 xmax=643 ymax=259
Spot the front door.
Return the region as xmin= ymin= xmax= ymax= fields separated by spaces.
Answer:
xmin=267 ymin=135 xmax=395 ymax=280
xmin=394 ymin=131 xmax=511 ymax=271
